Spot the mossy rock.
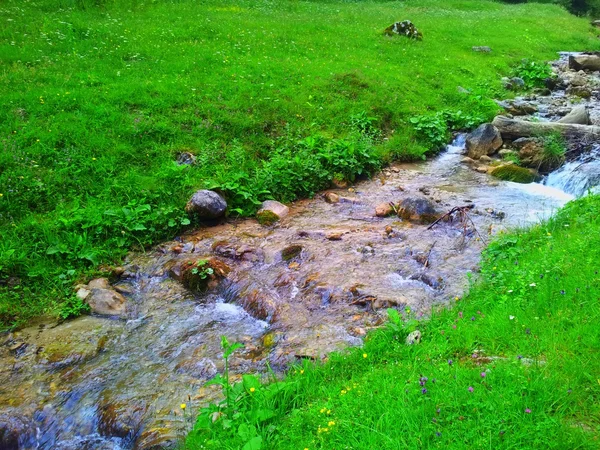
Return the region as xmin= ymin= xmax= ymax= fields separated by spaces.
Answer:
xmin=490 ymin=165 xmax=536 ymax=183
xmin=256 ymin=209 xmax=280 ymax=226
xmin=179 ymin=257 xmax=231 ymax=292
xmin=281 ymin=244 xmax=303 ymax=261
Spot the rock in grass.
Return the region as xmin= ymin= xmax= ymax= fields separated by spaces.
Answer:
xmin=558 ymin=105 xmax=590 ymax=125
xmin=466 ymin=124 xmax=503 ymax=159
xmin=502 ymin=77 xmax=525 ymax=91
xmin=405 ymin=330 xmax=422 ymax=345
xmin=490 ymin=164 xmax=536 ymax=183
xmin=472 ymin=46 xmax=491 ymax=53
xmin=383 ymin=20 xmax=422 ymax=40
xmin=185 ymin=190 xmax=227 ymax=219
xmin=256 ymin=200 xmax=289 ymax=226
xmin=568 ymin=53 xmax=600 ymax=72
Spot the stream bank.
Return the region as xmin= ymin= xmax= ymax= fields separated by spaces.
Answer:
xmin=1 ymin=53 xmax=599 ymax=450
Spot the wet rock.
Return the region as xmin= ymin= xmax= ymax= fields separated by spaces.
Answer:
xmin=81 ymin=279 xmax=125 ymax=316
xmin=466 ymin=124 xmax=503 ymax=159
xmin=169 ymin=257 xmax=230 ymax=292
xmin=460 ymin=156 xmax=476 ymax=165
xmin=496 ymin=100 xmax=537 ymax=116
xmin=397 ymin=197 xmax=440 ymax=224
xmin=185 ymin=190 xmax=227 ymax=219
xmin=405 ymin=330 xmax=422 ymax=345
xmin=472 ymin=46 xmax=491 ymax=53
xmin=383 ymin=20 xmax=422 ymax=40
xmin=516 ymin=138 xmax=564 ymax=172
xmin=566 ymin=85 xmax=592 ymax=98
xmin=475 ymin=166 xmax=489 ymax=174
xmin=0 ymin=410 xmax=35 ymax=450
xmin=323 ymin=192 xmax=340 ymax=204
xmin=98 ymin=398 xmax=147 ymax=442
xmin=175 ymin=357 xmax=217 ymax=380
xmin=176 ymin=152 xmax=196 ymax=165
xmin=558 ymin=105 xmax=590 ymax=125
xmin=568 ymin=53 xmax=600 ymax=72
xmin=256 ymin=200 xmax=289 ymax=225
xmin=237 ymin=289 xmax=278 ymax=321
xmin=281 ymin=245 xmax=303 ymax=261
xmin=490 ymin=164 xmax=536 ymax=183
xmin=479 ymin=155 xmax=493 ymax=163
xmin=375 ymin=202 xmax=394 ymax=217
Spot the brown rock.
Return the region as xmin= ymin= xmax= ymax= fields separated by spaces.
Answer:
xmin=326 ymin=231 xmax=344 ymax=241
xmin=169 ymin=257 xmax=231 ymax=292
xmin=375 ymin=203 xmax=394 ymax=217
xmin=324 ymin=192 xmax=340 ymax=204
xmin=568 ymin=53 xmax=600 ymax=71
xmin=466 ymin=123 xmax=503 ymax=159
xmin=87 ymin=287 xmax=126 ymax=316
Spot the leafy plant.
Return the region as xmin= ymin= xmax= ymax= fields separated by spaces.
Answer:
xmin=512 ymin=59 xmax=555 ymax=89
xmin=191 ymin=259 xmax=214 ymax=279
xmin=541 ymin=132 xmax=566 ymax=170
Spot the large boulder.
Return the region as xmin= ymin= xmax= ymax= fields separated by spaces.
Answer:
xmin=558 ymin=105 xmax=590 ymax=125
xmin=185 ymin=190 xmax=227 ymax=219
xmin=397 ymin=197 xmax=440 ymax=224
xmin=384 ymin=20 xmax=423 ymax=40
xmin=568 ymin=53 xmax=600 ymax=72
xmin=466 ymin=124 xmax=503 ymax=159
xmin=256 ymin=200 xmax=289 ymax=226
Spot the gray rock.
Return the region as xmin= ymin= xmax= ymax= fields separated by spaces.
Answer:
xmin=496 ymin=100 xmax=537 ymax=116
xmin=185 ymin=190 xmax=227 ymax=219
xmin=502 ymin=77 xmax=525 ymax=91
xmin=256 ymin=200 xmax=289 ymax=225
xmin=472 ymin=46 xmax=491 ymax=53
xmin=466 ymin=123 xmax=503 ymax=159
xmin=593 ymin=20 xmax=600 ymax=28
xmin=176 ymin=152 xmax=196 ymax=165
xmin=558 ymin=105 xmax=590 ymax=125
xmin=87 ymin=287 xmax=126 ymax=316
xmin=568 ymin=54 xmax=600 ymax=72
xmin=479 ymin=155 xmax=493 ymax=163
xmin=405 ymin=330 xmax=422 ymax=345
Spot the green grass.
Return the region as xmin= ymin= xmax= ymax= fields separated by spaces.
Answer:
xmin=1 ymin=0 xmax=599 ymax=327
xmin=186 ymin=194 xmax=600 ymax=449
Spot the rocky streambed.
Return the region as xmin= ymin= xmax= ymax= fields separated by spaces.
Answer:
xmin=1 ymin=52 xmax=599 ymax=450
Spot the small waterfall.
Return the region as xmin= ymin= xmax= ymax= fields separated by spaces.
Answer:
xmin=545 ymin=146 xmax=600 ymax=198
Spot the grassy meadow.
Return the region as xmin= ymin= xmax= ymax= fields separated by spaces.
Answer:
xmin=1 ymin=0 xmax=599 ymax=325
xmin=187 ymin=194 xmax=600 ymax=449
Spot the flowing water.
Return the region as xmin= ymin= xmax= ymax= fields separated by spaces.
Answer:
xmin=545 ymin=145 xmax=600 ymax=197
xmin=0 ymin=136 xmax=580 ymax=449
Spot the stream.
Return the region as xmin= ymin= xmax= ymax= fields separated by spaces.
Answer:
xmin=0 ymin=135 xmax=588 ymax=449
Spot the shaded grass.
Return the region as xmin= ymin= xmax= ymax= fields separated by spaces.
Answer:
xmin=1 ymin=0 xmax=599 ymax=326
xmin=186 ymin=194 xmax=600 ymax=449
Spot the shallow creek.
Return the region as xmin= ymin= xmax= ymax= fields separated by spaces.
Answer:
xmin=0 ymin=137 xmax=575 ymax=449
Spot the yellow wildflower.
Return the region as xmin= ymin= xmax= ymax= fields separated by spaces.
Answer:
xmin=250 ymin=387 xmax=256 ymax=393
xmin=180 ymin=403 xmax=186 ymax=410
xmin=340 ymin=390 xmax=347 ymax=395
xmin=328 ymin=421 xmax=335 ymax=427
xmin=363 ymin=353 xmax=368 ymax=358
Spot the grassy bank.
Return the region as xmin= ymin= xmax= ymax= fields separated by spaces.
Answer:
xmin=186 ymin=194 xmax=600 ymax=449
xmin=1 ymin=0 xmax=599 ymax=327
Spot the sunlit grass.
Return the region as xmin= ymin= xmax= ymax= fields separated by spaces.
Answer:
xmin=1 ymin=0 xmax=599 ymax=326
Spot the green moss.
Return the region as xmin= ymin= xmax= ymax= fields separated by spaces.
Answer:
xmin=490 ymin=164 xmax=536 ymax=183
xmin=256 ymin=210 xmax=280 ymax=226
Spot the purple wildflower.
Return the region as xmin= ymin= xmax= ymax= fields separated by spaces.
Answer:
xmin=480 ymin=372 xmax=486 ymax=378
xmin=458 ymin=311 xmax=463 ymax=318
xmin=468 ymin=386 xmax=474 ymax=393
xmin=560 ymin=290 xmax=565 ymax=295
xmin=448 ymin=359 xmax=453 ymax=365
xmin=525 ymin=408 xmax=531 ymax=414
xmin=422 ymin=388 xmax=427 ymax=395
xmin=471 ymin=316 xmax=475 ymax=321
xmin=517 ymin=355 xmax=523 ymax=360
